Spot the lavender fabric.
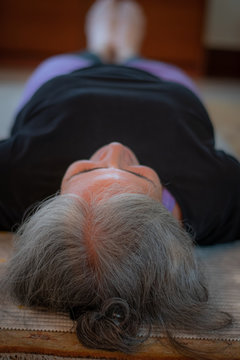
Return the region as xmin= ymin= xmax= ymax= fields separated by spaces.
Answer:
xmin=16 ymin=55 xmax=94 ymax=113
xmin=127 ymin=58 xmax=201 ymax=97
xmin=16 ymin=53 xmax=201 ymax=114
xmin=161 ymin=188 xmax=176 ymax=213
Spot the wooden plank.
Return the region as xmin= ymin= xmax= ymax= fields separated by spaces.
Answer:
xmin=0 ymin=330 xmax=239 ymax=359
xmin=140 ymin=0 xmax=205 ymax=65
xmin=0 ymin=0 xmax=93 ymax=53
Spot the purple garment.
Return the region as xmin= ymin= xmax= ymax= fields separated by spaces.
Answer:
xmin=127 ymin=58 xmax=200 ymax=98
xmin=16 ymin=52 xmax=201 ymax=115
xmin=16 ymin=55 xmax=94 ymax=113
xmin=162 ymin=188 xmax=176 ymax=213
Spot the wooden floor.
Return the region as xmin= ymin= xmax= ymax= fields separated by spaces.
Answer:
xmin=197 ymin=78 xmax=240 ymax=159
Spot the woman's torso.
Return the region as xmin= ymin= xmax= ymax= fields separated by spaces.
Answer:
xmin=1 ymin=64 xmax=240 ymax=243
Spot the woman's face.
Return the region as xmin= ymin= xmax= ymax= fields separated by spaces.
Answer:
xmin=61 ymin=142 xmax=162 ymax=202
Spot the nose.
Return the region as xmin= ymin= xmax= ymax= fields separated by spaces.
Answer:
xmin=100 ymin=142 xmax=127 ymax=168
xmin=90 ymin=142 xmax=139 ymax=167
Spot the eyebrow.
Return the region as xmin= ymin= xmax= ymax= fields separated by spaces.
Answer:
xmin=70 ymin=167 xmax=155 ymax=186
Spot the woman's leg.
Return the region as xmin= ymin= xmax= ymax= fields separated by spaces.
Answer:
xmin=125 ymin=58 xmax=201 ymax=97
xmin=16 ymin=52 xmax=102 ymax=113
xmin=112 ymin=0 xmax=200 ymax=97
xmin=16 ymin=0 xmax=118 ymax=114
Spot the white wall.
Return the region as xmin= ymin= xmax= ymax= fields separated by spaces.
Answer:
xmin=204 ymin=0 xmax=240 ymax=50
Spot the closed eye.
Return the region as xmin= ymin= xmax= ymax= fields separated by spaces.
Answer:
xmin=74 ymin=167 xmax=102 ymax=174
xmin=70 ymin=167 xmax=155 ymax=186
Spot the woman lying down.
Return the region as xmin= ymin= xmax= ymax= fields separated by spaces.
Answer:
xmin=1 ymin=1 xmax=239 ymax=359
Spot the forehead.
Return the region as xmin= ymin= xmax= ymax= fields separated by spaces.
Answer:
xmin=62 ymin=168 xmax=153 ymax=201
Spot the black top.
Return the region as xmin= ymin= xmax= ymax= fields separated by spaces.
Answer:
xmin=1 ymin=64 xmax=239 ymax=245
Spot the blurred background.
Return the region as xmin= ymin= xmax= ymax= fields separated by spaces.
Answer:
xmin=0 ymin=0 xmax=239 ymax=156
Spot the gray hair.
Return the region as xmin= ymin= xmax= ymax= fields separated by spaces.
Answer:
xmin=1 ymin=193 xmax=232 ymax=358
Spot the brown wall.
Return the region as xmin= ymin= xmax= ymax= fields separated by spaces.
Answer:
xmin=0 ymin=0 xmax=206 ymax=75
